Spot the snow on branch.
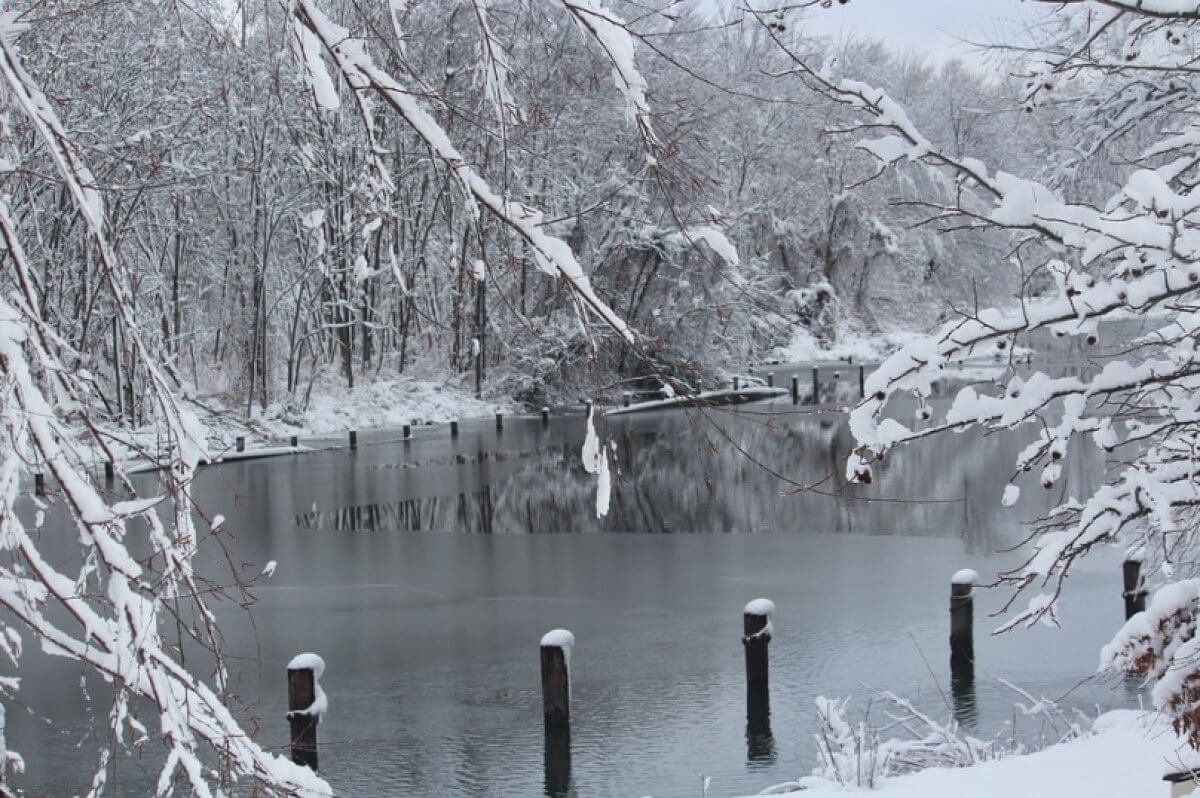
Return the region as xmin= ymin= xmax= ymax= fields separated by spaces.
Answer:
xmin=560 ymin=0 xmax=660 ymax=151
xmin=0 ymin=22 xmax=332 ymax=796
xmin=764 ymin=0 xmax=1200 ymax=746
xmin=293 ymin=0 xmax=635 ymax=345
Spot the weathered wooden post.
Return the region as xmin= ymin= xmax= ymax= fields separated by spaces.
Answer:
xmin=541 ymin=407 xmax=550 ymax=426
xmin=496 ymin=412 xmax=504 ymax=432
xmin=622 ymin=392 xmax=631 ymax=407
xmin=450 ymin=420 xmax=459 ymax=438
xmin=791 ymin=375 xmax=799 ymax=405
xmin=858 ymin=365 xmax=866 ymax=399
xmin=744 ymin=598 xmax=776 ymax=765
xmin=541 ymin=629 xmax=573 ymax=796
xmin=950 ymin=570 xmax=976 ymax=676
xmin=811 ymin=367 xmax=819 ymax=404
xmin=286 ymin=653 xmax=326 ymax=772
xmin=289 ymin=435 xmax=299 ymax=448
xmin=541 ymin=629 xmax=572 ymax=733
xmin=33 ymin=473 xmax=45 ymax=497
xmin=1123 ymin=558 xmax=1148 ymax=619
xmin=733 ymin=376 xmax=741 ymax=391
xmin=235 ymin=436 xmax=245 ymax=453
xmin=348 ymin=430 xmax=357 ymax=449
xmin=766 ymin=373 xmax=774 ymax=388
xmin=743 ymin=598 xmax=773 ymax=710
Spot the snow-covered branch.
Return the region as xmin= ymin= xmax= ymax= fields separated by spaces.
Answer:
xmin=293 ymin=0 xmax=636 ymax=345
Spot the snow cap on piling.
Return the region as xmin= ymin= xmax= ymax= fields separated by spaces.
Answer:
xmin=540 ymin=629 xmax=575 ymax=651
xmin=287 ymin=652 xmax=326 ymax=678
xmin=952 ymin=569 xmax=979 ymax=586
xmin=744 ymin=598 xmax=776 ymax=617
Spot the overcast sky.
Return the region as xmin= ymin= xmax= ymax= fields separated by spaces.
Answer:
xmin=791 ymin=0 xmax=1044 ymax=65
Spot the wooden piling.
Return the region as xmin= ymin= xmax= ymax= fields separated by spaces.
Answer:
xmin=541 ymin=629 xmax=573 ymax=798
xmin=348 ymin=430 xmax=357 ymax=449
xmin=541 ymin=407 xmax=550 ymax=425
xmin=622 ymin=392 xmax=631 ymax=407
xmin=286 ymin=653 xmax=324 ymax=771
xmin=950 ymin=570 xmax=976 ymax=675
xmin=1123 ymin=558 xmax=1147 ymax=619
xmin=290 ymin=435 xmax=299 ymax=448
xmin=235 ymin=436 xmax=245 ymax=453
xmin=33 ymin=473 xmax=44 ymax=497
xmin=766 ymin=373 xmax=774 ymax=388
xmin=496 ymin=412 xmax=504 ymax=432
xmin=791 ymin=376 xmax=799 ymax=405
xmin=743 ymin=598 xmax=773 ymax=705
xmin=540 ymin=630 xmax=573 ymax=736
xmin=811 ymin=367 xmax=819 ymax=405
xmin=733 ymin=376 xmax=741 ymax=391
xmin=450 ymin=420 xmax=459 ymax=438
xmin=858 ymin=365 xmax=866 ymax=399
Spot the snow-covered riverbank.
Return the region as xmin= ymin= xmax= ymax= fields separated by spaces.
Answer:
xmin=744 ymin=710 xmax=1188 ymax=798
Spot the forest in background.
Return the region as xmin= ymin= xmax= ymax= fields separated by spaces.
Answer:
xmin=6 ymin=0 xmax=1059 ymax=421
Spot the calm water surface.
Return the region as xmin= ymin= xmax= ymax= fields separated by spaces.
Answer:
xmin=10 ymin=397 xmax=1142 ymax=797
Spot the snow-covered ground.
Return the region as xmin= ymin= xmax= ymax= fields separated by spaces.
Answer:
xmin=90 ymin=376 xmax=509 ymax=473
xmin=772 ymin=327 xmax=925 ymax=366
xmin=252 ymin=376 xmax=509 ymax=439
xmin=743 ymin=710 xmax=1191 ymax=798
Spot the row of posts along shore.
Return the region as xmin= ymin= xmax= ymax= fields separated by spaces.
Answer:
xmin=72 ymin=365 xmax=862 ymax=493
xmin=283 ymin=561 xmax=1149 ymax=793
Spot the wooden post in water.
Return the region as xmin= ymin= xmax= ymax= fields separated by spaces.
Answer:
xmin=1123 ymin=558 xmax=1148 ymax=619
xmin=496 ymin=412 xmax=504 ymax=432
xmin=286 ymin=653 xmax=325 ymax=772
xmin=33 ymin=473 xmax=44 ymax=497
xmin=811 ymin=367 xmax=819 ymax=405
xmin=743 ymin=598 xmax=773 ymax=708
xmin=540 ymin=629 xmax=573 ymax=795
xmin=790 ymin=376 xmax=799 ymax=405
xmin=733 ymin=376 xmax=741 ymax=391
xmin=766 ymin=373 xmax=774 ymax=388
xmin=402 ymin=423 xmax=411 ymax=440
xmin=348 ymin=430 xmax=357 ymax=449
xmin=540 ymin=629 xmax=572 ymax=734
xmin=743 ymin=599 xmax=775 ymax=765
xmin=450 ymin=420 xmax=459 ymax=438
xmin=235 ymin=436 xmax=245 ymax=453
xmin=623 ymin=392 xmax=631 ymax=407
xmin=950 ymin=570 xmax=976 ymax=676
xmin=858 ymin=365 xmax=866 ymax=399
xmin=541 ymin=407 xmax=550 ymax=426
xmin=290 ymin=435 xmax=299 ymax=448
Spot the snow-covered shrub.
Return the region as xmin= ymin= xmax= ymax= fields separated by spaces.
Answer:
xmin=807 ymin=687 xmax=1085 ymax=791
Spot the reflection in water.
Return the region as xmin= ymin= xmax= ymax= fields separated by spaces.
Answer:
xmin=296 ymin=488 xmax=496 ymax=533
xmin=746 ymin=693 xmax=775 ymax=766
xmin=294 ymin=402 xmax=1101 ymax=549
xmin=951 ymin=670 xmax=978 ymax=729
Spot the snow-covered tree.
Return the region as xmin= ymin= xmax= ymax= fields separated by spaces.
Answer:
xmin=767 ymin=0 xmax=1200 ymax=745
xmin=0 ymin=11 xmax=334 ymax=794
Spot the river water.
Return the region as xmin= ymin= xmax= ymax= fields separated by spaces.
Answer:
xmin=10 ymin=394 xmax=1143 ymax=797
